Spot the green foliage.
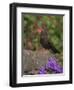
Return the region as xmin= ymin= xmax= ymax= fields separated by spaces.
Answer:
xmin=22 ymin=14 xmax=63 ymax=53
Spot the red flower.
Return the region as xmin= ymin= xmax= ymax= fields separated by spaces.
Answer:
xmin=37 ymin=28 xmax=42 ymax=33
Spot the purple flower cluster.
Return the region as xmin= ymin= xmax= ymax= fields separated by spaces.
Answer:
xmin=39 ymin=67 xmax=46 ymax=74
xmin=39 ymin=56 xmax=63 ymax=74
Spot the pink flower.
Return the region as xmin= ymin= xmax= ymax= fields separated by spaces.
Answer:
xmin=37 ymin=28 xmax=42 ymax=33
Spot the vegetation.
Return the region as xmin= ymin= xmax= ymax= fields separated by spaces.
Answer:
xmin=22 ymin=14 xmax=63 ymax=53
xmin=22 ymin=14 xmax=63 ymax=75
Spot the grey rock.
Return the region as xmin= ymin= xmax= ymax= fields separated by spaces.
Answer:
xmin=22 ymin=49 xmax=52 ymax=75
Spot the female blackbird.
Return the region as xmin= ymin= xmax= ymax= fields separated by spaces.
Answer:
xmin=37 ymin=28 xmax=60 ymax=53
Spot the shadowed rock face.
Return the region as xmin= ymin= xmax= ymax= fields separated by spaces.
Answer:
xmin=22 ymin=49 xmax=52 ymax=75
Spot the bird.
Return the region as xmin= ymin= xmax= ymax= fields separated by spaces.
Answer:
xmin=37 ymin=27 xmax=60 ymax=53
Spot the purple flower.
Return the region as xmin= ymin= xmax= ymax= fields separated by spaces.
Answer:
xmin=46 ymin=56 xmax=63 ymax=73
xmin=39 ymin=67 xmax=46 ymax=74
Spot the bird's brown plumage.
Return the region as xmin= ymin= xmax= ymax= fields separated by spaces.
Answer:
xmin=40 ymin=28 xmax=60 ymax=53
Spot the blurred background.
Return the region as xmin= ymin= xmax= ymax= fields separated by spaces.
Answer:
xmin=22 ymin=14 xmax=63 ymax=52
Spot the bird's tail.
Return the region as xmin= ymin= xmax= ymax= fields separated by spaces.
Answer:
xmin=48 ymin=42 xmax=60 ymax=53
